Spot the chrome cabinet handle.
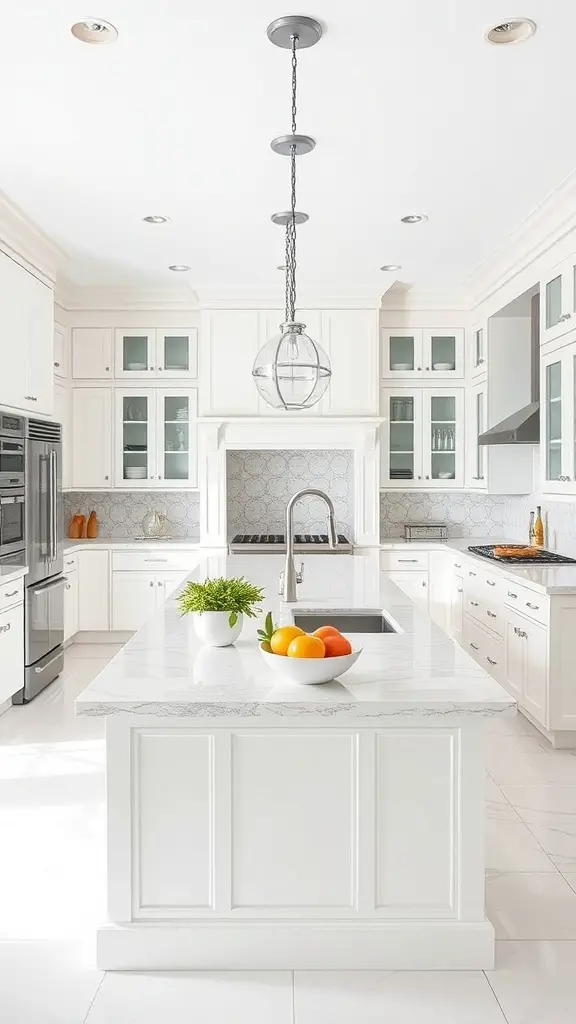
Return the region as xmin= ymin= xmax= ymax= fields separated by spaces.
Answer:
xmin=507 ymin=591 xmax=517 ymax=598
xmin=417 ymin=475 xmax=422 ymax=480
xmin=469 ymin=571 xmax=477 ymax=576
xmin=158 ymin=366 xmax=163 ymax=370
xmin=296 ymin=561 xmax=304 ymax=584
xmin=104 ymin=475 xmax=109 ymax=481
xmin=470 ymin=642 xmax=479 ymax=651
xmin=487 ymin=610 xmax=497 ymax=618
xmin=487 ymin=656 xmax=497 ymax=666
xmin=470 ymin=600 xmax=479 ymax=607
xmin=398 ymin=558 xmax=418 ymax=563
xmin=425 ymin=475 xmax=430 ymax=480
xmin=149 ymin=581 xmax=154 ymax=587
xmin=526 ymin=602 xmax=539 ymax=610
xmin=65 ymin=560 xmax=75 ymax=566
xmin=65 ymin=583 xmax=71 ymax=590
xmin=0 ymin=622 xmax=11 ymax=634
xmin=4 ymin=590 xmax=18 ymax=598
xmin=514 ymin=626 xmax=528 ymax=639
xmin=557 ymin=312 xmax=572 ymax=322
xmin=425 ymin=366 xmax=430 ymax=371
xmin=157 ymin=581 xmax=163 ymax=586
xmin=486 ymin=580 xmax=496 ymax=587
xmin=417 ymin=366 xmax=422 ymax=371
xmin=105 ymin=366 xmax=110 ymax=372
xmin=54 ymin=361 xmax=60 ymax=368
xmin=144 ymin=558 xmax=168 ymax=563
xmin=478 ymin=357 xmax=485 ymax=364
xmin=457 ymin=587 xmax=463 ymax=593
xmin=25 ymin=395 xmax=37 ymax=401
xmin=454 ymin=563 xmax=461 ymax=568
xmin=421 ymin=581 xmax=427 ymax=587
xmin=149 ymin=366 xmax=154 ymax=371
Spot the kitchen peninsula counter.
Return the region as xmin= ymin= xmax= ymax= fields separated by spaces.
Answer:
xmin=76 ymin=552 xmax=514 ymax=973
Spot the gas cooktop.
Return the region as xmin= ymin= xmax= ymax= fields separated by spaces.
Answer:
xmin=230 ymin=533 xmax=352 ymax=553
xmin=468 ymin=544 xmax=576 ymax=565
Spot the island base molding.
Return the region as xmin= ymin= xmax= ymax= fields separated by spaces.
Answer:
xmin=97 ymin=920 xmax=495 ymax=971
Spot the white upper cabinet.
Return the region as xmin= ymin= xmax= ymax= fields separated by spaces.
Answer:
xmin=467 ymin=322 xmax=487 ymax=378
xmin=380 ymin=386 xmax=464 ymax=488
xmin=200 ymin=310 xmax=260 ymax=416
xmin=322 ymin=309 xmax=378 ymax=415
xmin=115 ymin=387 xmax=198 ymax=489
xmin=381 ymin=328 xmax=464 ymax=381
xmin=156 ymin=329 xmax=198 ymax=379
xmin=53 ymin=323 xmax=68 ymax=379
xmin=540 ymin=343 xmax=576 ymax=494
xmin=0 ymin=250 xmax=53 ymax=416
xmin=115 ymin=329 xmax=156 ymax=378
xmin=465 ymin=379 xmax=487 ymax=489
xmin=541 ymin=255 xmax=576 ymax=348
xmin=53 ymin=382 xmax=71 ymax=489
xmin=71 ymin=387 xmax=112 ymax=489
xmin=72 ymin=328 xmax=113 ymax=379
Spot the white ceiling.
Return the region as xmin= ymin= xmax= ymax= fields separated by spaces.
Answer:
xmin=0 ymin=1 xmax=574 ymax=300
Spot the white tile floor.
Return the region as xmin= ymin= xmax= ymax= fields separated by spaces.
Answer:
xmin=2 ymin=645 xmax=576 ymax=1022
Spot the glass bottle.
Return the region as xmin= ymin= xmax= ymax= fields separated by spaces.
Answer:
xmin=528 ymin=510 xmax=535 ymax=546
xmin=534 ymin=506 xmax=544 ymax=548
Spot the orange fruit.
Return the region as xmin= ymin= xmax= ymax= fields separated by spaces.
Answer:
xmin=322 ymin=634 xmax=352 ymax=658
xmin=287 ymin=634 xmax=326 ymax=659
xmin=270 ymin=625 xmax=305 ymax=656
xmin=313 ymin=625 xmax=341 ymax=640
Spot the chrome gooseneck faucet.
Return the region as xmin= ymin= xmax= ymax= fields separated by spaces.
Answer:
xmin=280 ymin=488 xmax=338 ymax=601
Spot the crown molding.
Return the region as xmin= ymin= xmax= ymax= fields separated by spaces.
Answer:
xmin=0 ymin=189 xmax=65 ymax=285
xmin=468 ymin=169 xmax=576 ymax=310
xmin=56 ymin=279 xmax=200 ymax=311
xmin=380 ymin=283 xmax=470 ymax=311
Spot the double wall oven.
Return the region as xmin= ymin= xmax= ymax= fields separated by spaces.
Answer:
xmin=0 ymin=412 xmax=25 ymax=558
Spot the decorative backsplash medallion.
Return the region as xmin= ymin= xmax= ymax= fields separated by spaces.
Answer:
xmin=63 ymin=492 xmax=200 ymax=540
xmin=226 ymin=450 xmax=354 ymax=537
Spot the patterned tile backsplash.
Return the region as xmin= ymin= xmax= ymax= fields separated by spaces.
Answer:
xmin=226 ymin=450 xmax=354 ymax=537
xmin=63 ymin=492 xmax=200 ymax=540
xmin=380 ymin=492 xmax=508 ymax=539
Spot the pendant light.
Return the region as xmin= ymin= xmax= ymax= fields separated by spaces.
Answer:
xmin=252 ymin=16 xmax=331 ymax=411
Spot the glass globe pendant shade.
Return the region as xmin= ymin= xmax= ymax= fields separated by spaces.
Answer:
xmin=252 ymin=321 xmax=331 ymax=410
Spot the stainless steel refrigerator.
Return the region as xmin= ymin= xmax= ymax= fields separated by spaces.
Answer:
xmin=13 ymin=418 xmax=65 ymax=703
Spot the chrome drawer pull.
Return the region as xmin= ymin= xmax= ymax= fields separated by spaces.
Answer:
xmin=487 ymin=656 xmax=497 ymax=666
xmin=486 ymin=580 xmax=496 ymax=587
xmin=457 ymin=587 xmax=463 ymax=593
xmin=507 ymin=591 xmax=517 ymax=599
xmin=469 ymin=571 xmax=477 ymax=576
xmin=4 ymin=590 xmax=18 ymax=598
xmin=454 ymin=563 xmax=462 ymax=568
xmin=398 ymin=558 xmax=418 ymax=563
xmin=526 ymin=602 xmax=539 ymax=611
xmin=487 ymin=610 xmax=497 ymax=618
xmin=470 ymin=601 xmax=479 ymax=607
xmin=470 ymin=642 xmax=479 ymax=651
xmin=514 ymin=626 xmax=528 ymax=639
xmin=0 ymin=622 xmax=10 ymax=633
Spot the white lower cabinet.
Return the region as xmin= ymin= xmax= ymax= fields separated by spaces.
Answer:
xmin=0 ymin=600 xmax=24 ymax=704
xmin=78 ymin=550 xmax=110 ymax=631
xmin=64 ymin=569 xmax=79 ymax=642
xmin=112 ymin=570 xmax=187 ymax=631
xmin=504 ymin=610 xmax=548 ymax=724
xmin=385 ymin=571 xmax=429 ymax=612
xmin=463 ymin=614 xmax=504 ymax=683
xmin=449 ymin=572 xmax=464 ymax=642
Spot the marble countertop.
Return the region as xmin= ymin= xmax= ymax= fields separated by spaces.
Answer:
xmin=75 ymin=552 xmax=515 ymax=720
xmin=0 ymin=564 xmax=27 ymax=586
xmin=63 ymin=538 xmax=200 ymax=553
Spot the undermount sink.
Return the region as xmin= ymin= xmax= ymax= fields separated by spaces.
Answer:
xmin=293 ymin=610 xmax=398 ymax=634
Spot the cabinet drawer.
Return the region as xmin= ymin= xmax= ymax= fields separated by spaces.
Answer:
xmin=379 ymin=550 xmax=429 ymax=571
xmin=112 ymin=549 xmax=199 ymax=573
xmin=0 ymin=602 xmax=24 ymax=703
xmin=0 ymin=576 xmax=24 ymax=612
xmin=464 ymin=589 xmax=504 ymax=638
xmin=504 ymin=582 xmax=549 ymax=625
xmin=63 ymin=554 xmax=78 ymax=573
xmin=463 ymin=615 xmax=504 ymax=682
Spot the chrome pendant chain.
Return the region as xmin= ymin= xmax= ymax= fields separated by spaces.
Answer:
xmin=284 ymin=34 xmax=298 ymax=325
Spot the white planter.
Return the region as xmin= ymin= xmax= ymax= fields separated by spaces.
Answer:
xmin=191 ymin=611 xmax=243 ymax=647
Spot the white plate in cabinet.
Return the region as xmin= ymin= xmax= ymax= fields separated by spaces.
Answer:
xmin=504 ymin=610 xmax=548 ymax=725
xmin=0 ymin=602 xmax=24 ymax=704
xmin=541 ymin=254 xmax=576 ymax=348
xmin=114 ymin=329 xmax=198 ymax=380
xmin=72 ymin=329 xmax=113 ymax=379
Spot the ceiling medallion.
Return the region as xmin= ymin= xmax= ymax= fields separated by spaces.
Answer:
xmin=252 ymin=16 xmax=331 ymax=412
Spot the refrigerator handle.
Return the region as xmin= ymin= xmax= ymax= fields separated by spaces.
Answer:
xmin=50 ymin=450 xmax=57 ymax=561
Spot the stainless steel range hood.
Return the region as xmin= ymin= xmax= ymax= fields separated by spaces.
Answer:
xmin=478 ymin=292 xmax=540 ymax=446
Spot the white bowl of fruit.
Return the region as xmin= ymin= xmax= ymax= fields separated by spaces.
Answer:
xmin=258 ymin=618 xmax=362 ymax=685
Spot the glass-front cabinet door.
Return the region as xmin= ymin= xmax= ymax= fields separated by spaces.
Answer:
xmin=381 ymin=329 xmax=423 ymax=379
xmin=380 ymin=388 xmax=423 ymax=487
xmin=156 ymin=389 xmax=198 ymax=488
xmin=465 ymin=380 xmax=487 ymax=488
xmin=422 ymin=329 xmax=464 ymax=379
xmin=115 ymin=330 xmax=156 ymax=378
xmin=115 ymin=391 xmax=155 ymax=487
xmin=157 ymin=329 xmax=198 ymax=379
xmin=541 ymin=256 xmax=576 ymax=347
xmin=540 ymin=348 xmax=576 ymax=493
xmin=422 ymin=390 xmax=464 ymax=487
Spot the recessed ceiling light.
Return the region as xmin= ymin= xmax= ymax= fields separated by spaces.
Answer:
xmin=400 ymin=214 xmax=428 ymax=225
xmin=71 ymin=19 xmax=118 ymax=44
xmin=142 ymin=215 xmax=171 ymax=224
xmin=168 ymin=264 xmax=190 ymax=272
xmin=485 ymin=18 xmax=536 ymax=44
xmin=380 ymin=264 xmax=402 ymax=272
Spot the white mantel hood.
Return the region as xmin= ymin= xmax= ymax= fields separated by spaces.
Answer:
xmin=198 ymin=417 xmax=382 ymax=548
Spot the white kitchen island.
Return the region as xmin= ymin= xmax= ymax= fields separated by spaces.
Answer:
xmin=76 ymin=552 xmax=515 ymax=971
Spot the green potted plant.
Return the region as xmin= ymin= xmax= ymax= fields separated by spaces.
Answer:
xmin=176 ymin=576 xmax=265 ymax=647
